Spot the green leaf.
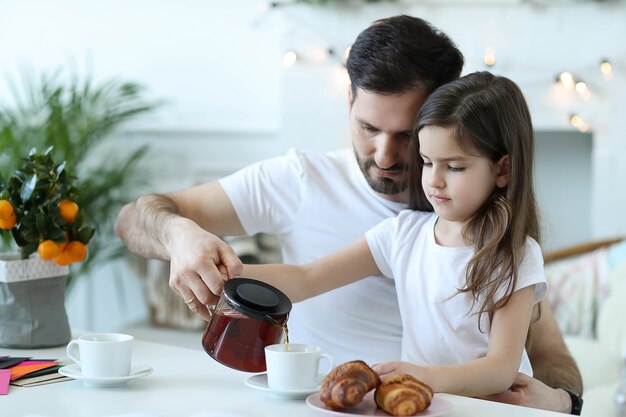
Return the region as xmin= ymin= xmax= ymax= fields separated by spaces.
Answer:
xmin=74 ymin=209 xmax=84 ymax=226
xmin=14 ymin=170 xmax=28 ymax=182
xmin=20 ymin=242 xmax=38 ymax=259
xmin=47 ymin=226 xmax=66 ymax=241
xmin=36 ymin=211 xmax=47 ymax=232
xmin=21 ymin=224 xmax=40 ymax=241
xmin=76 ymin=227 xmax=95 ymax=244
xmin=55 ymin=161 xmax=66 ymax=178
xmin=20 ymin=174 xmax=37 ymax=202
xmin=11 ymin=227 xmax=26 ymax=246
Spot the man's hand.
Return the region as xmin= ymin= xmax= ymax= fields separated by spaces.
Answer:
xmin=480 ymin=372 xmax=572 ymax=413
xmin=115 ymin=185 xmax=247 ymax=322
xmin=167 ymin=218 xmax=243 ymax=320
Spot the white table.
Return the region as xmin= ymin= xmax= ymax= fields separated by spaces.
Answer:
xmin=1 ymin=340 xmax=576 ymax=417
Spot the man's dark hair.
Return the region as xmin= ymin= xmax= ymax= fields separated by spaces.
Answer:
xmin=347 ymin=15 xmax=464 ymax=98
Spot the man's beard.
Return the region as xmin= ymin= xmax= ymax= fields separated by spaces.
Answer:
xmin=354 ymin=151 xmax=408 ymax=196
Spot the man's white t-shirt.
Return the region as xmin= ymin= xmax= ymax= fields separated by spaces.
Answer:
xmin=220 ymin=148 xmax=406 ymax=365
xmin=365 ymin=210 xmax=548 ymax=375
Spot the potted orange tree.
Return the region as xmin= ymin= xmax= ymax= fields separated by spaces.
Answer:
xmin=0 ymin=147 xmax=94 ymax=348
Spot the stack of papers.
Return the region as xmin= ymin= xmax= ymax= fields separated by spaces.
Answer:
xmin=0 ymin=356 xmax=72 ymax=394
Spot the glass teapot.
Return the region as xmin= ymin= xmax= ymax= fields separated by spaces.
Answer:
xmin=202 ymin=278 xmax=292 ymax=372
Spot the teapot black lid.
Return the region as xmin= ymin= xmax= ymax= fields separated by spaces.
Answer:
xmin=222 ymin=278 xmax=292 ymax=322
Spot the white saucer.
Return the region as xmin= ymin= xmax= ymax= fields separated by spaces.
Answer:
xmin=244 ymin=373 xmax=321 ymax=399
xmin=59 ymin=364 xmax=153 ymax=387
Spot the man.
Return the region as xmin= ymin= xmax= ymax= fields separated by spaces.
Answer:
xmin=116 ymin=15 xmax=582 ymax=413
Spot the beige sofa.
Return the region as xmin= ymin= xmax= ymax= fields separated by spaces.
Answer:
xmin=544 ymin=239 xmax=626 ymax=416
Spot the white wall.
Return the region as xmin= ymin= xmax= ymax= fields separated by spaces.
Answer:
xmin=3 ymin=0 xmax=626 ymax=331
xmin=0 ymin=0 xmax=281 ymax=132
xmin=535 ymin=131 xmax=593 ymax=251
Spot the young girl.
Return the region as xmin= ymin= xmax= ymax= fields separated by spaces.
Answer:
xmin=242 ymin=71 xmax=547 ymax=398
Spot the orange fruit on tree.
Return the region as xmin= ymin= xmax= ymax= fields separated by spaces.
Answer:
xmin=53 ymin=251 xmax=71 ymax=266
xmin=53 ymin=253 xmax=71 ymax=266
xmin=0 ymin=212 xmax=17 ymax=230
xmin=58 ymin=200 xmax=79 ymax=224
xmin=0 ymin=199 xmax=14 ymax=220
xmin=65 ymin=241 xmax=87 ymax=263
xmin=38 ymin=240 xmax=62 ymax=261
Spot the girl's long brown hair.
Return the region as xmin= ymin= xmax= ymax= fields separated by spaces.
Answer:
xmin=408 ymin=71 xmax=540 ymax=329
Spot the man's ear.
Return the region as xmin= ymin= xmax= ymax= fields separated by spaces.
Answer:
xmin=347 ymin=84 xmax=353 ymax=109
xmin=496 ymin=155 xmax=511 ymax=188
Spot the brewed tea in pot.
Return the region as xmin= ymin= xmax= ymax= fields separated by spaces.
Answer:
xmin=202 ymin=278 xmax=292 ymax=372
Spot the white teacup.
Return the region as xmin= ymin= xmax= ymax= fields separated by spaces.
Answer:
xmin=66 ymin=333 xmax=133 ymax=378
xmin=265 ymin=343 xmax=334 ymax=390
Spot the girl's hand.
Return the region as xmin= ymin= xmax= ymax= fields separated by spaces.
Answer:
xmin=372 ymin=361 xmax=431 ymax=385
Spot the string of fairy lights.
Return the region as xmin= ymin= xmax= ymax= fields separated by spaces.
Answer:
xmin=482 ymin=52 xmax=615 ymax=133
xmin=280 ymin=43 xmax=616 ymax=133
xmin=555 ymin=60 xmax=613 ymax=133
xmin=263 ymin=1 xmax=620 ymax=134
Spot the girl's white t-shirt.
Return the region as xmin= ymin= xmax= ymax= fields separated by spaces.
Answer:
xmin=220 ymin=148 xmax=406 ymax=365
xmin=366 ymin=210 xmax=547 ymax=375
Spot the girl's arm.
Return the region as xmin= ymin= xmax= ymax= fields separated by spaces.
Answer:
xmin=241 ymin=237 xmax=380 ymax=302
xmin=374 ymin=285 xmax=536 ymax=397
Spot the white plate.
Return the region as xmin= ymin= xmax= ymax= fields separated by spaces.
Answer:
xmin=244 ymin=373 xmax=321 ymax=399
xmin=306 ymin=391 xmax=453 ymax=416
xmin=58 ymin=364 xmax=153 ymax=387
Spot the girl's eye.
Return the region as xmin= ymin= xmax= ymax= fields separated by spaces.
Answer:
xmin=422 ymin=161 xmax=432 ymax=167
xmin=448 ymin=166 xmax=465 ymax=172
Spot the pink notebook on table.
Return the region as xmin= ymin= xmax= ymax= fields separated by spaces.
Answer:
xmin=0 ymin=369 xmax=10 ymax=395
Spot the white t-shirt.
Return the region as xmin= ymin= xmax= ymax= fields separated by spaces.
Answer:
xmin=366 ymin=210 xmax=548 ymax=375
xmin=220 ymin=148 xmax=406 ymax=365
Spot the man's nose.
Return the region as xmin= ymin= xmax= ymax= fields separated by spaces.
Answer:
xmin=374 ymin=135 xmax=401 ymax=169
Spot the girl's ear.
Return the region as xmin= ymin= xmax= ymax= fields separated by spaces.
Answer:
xmin=495 ymin=155 xmax=511 ymax=188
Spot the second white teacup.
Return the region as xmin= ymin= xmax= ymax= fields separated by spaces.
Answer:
xmin=265 ymin=343 xmax=334 ymax=390
xmin=66 ymin=333 xmax=133 ymax=378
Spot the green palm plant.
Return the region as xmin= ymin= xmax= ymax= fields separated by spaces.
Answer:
xmin=0 ymin=71 xmax=161 ymax=289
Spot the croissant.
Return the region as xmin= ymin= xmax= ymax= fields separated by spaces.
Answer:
xmin=320 ymin=360 xmax=381 ymax=410
xmin=374 ymin=374 xmax=433 ymax=416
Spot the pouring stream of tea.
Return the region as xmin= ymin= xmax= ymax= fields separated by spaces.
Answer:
xmin=283 ymin=322 xmax=289 ymax=351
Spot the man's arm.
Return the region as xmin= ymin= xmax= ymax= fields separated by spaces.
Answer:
xmin=115 ymin=181 xmax=244 ymax=319
xmin=526 ymin=299 xmax=583 ymax=394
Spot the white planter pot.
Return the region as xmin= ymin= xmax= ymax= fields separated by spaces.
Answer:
xmin=0 ymin=253 xmax=71 ymax=348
